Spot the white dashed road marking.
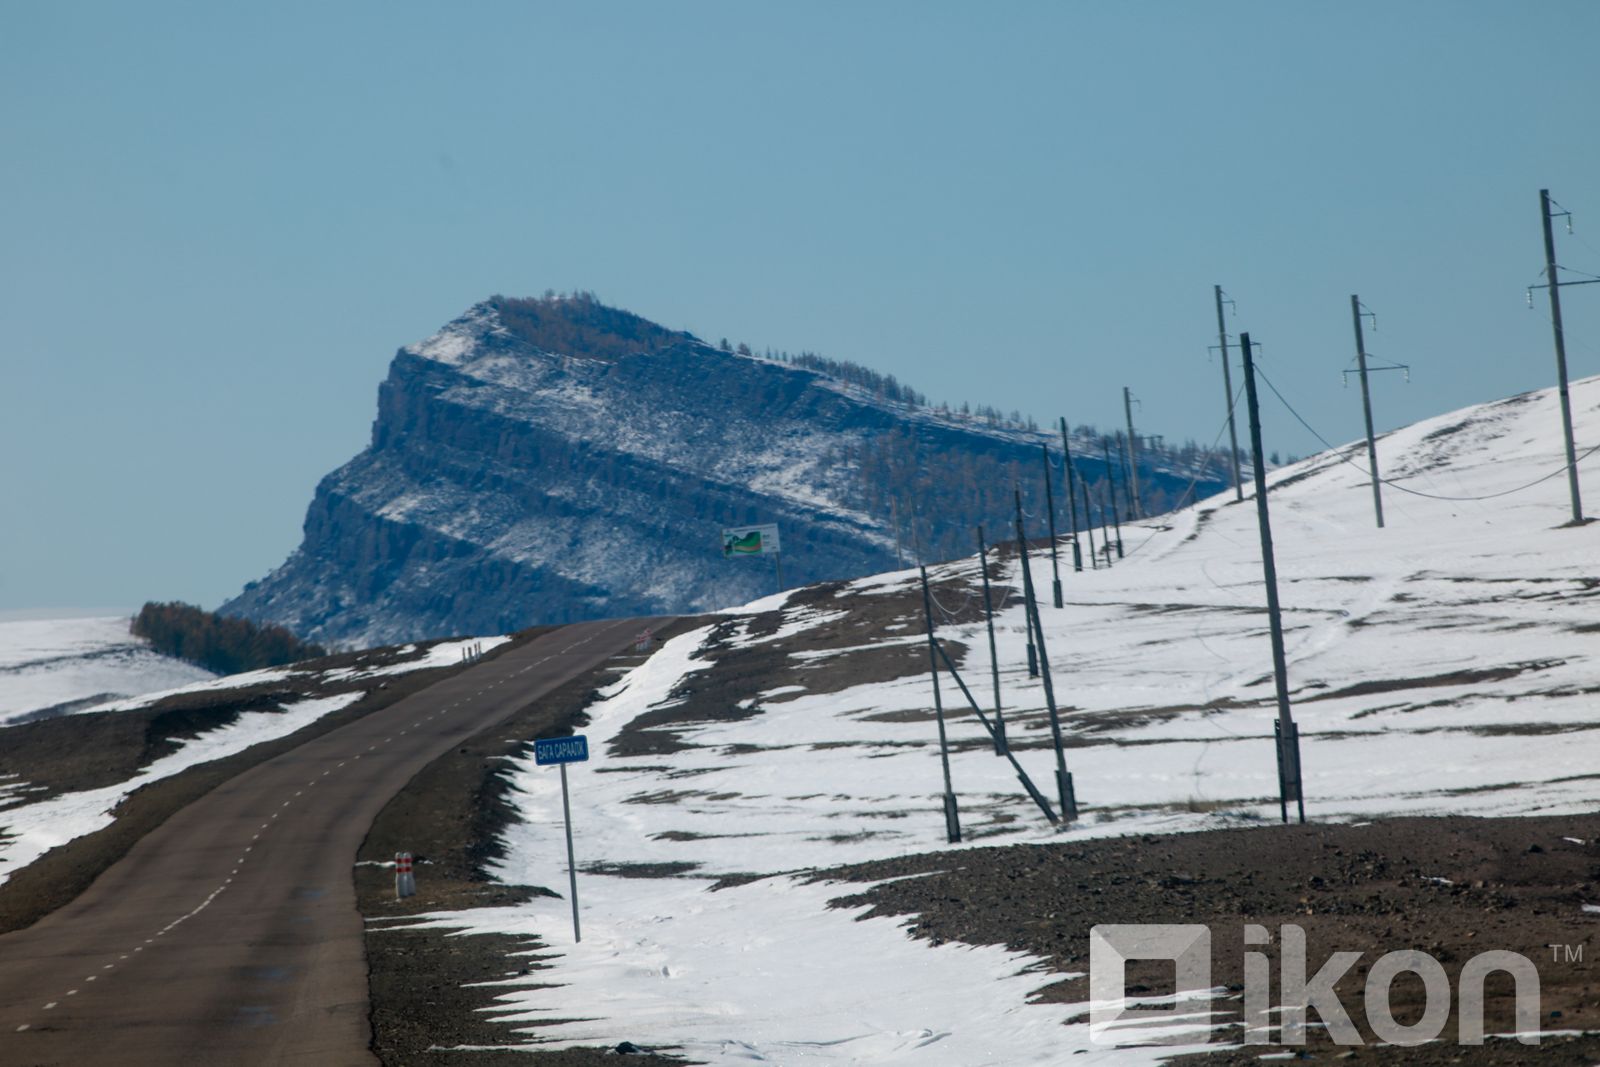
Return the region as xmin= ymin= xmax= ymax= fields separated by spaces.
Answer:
xmin=0 ymin=626 xmax=638 ymax=1038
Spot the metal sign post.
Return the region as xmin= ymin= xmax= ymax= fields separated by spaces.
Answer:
xmin=534 ymin=734 xmax=591 ymax=941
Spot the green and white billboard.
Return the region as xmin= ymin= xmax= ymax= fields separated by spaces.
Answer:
xmin=722 ymin=523 xmax=780 ymax=558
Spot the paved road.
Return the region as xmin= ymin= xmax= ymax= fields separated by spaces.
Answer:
xmin=0 ymin=617 xmax=653 ymax=1066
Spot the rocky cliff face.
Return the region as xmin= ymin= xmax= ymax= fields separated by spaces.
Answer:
xmin=223 ymin=295 xmax=1227 ymax=646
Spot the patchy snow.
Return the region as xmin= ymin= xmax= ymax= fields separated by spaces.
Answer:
xmin=0 ymin=616 xmax=214 ymax=724
xmin=0 ymin=629 xmax=509 ymax=884
xmin=0 ymin=693 xmax=360 ymax=884
xmin=83 ymin=634 xmax=510 ymax=714
xmin=419 ymin=372 xmax=1600 ymax=1061
xmin=319 ymin=636 xmax=511 ymax=682
xmin=403 ymin=302 xmax=508 ymax=366
xmin=398 ymin=876 xmax=1144 ymax=1065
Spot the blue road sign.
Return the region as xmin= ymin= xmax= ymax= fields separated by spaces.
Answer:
xmin=534 ymin=734 xmax=589 ymax=766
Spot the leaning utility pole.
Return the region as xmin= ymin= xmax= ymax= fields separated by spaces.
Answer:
xmin=1041 ymin=445 xmax=1064 ymax=607
xmin=1350 ymin=295 xmax=1384 ymax=529
xmin=1122 ymin=388 xmax=1142 ymax=517
xmin=1214 ymin=285 xmax=1244 ymax=501
xmin=1060 ymin=417 xmax=1083 ymax=571
xmin=1014 ymin=490 xmax=1078 ymax=821
xmin=1079 ymin=470 xmax=1099 ymax=570
xmin=1539 ymin=189 xmax=1589 ymax=525
xmin=1240 ymin=332 xmax=1305 ymax=824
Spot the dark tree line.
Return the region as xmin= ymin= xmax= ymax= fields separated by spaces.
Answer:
xmin=132 ymin=602 xmax=326 ymax=676
xmin=832 ymin=423 xmax=1232 ymax=564
xmin=491 ymin=292 xmax=693 ymax=362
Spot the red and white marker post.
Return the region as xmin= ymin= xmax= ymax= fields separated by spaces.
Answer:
xmin=395 ymin=852 xmax=416 ymax=899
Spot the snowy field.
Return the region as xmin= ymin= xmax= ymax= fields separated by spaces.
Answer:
xmin=395 ymin=373 xmax=1600 ymax=1064
xmin=0 ymin=634 xmax=509 ymax=886
xmin=0 ymin=615 xmax=214 ymax=725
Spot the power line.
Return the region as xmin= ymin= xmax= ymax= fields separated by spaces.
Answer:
xmin=1116 ymin=396 xmax=1243 ymax=561
xmin=1253 ymin=365 xmax=1600 ymax=503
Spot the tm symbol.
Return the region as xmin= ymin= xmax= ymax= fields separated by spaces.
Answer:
xmin=1549 ymin=943 xmax=1585 ymax=964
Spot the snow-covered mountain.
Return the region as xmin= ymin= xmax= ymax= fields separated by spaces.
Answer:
xmin=224 ymin=294 xmax=1226 ymax=646
xmin=0 ymin=616 xmax=213 ymax=725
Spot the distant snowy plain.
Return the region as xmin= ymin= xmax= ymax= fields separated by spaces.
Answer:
xmin=0 ymin=634 xmax=509 ymax=886
xmin=0 ymin=615 xmax=213 ymax=725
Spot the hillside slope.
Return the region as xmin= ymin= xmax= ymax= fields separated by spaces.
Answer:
xmin=223 ymin=294 xmax=1226 ymax=646
xmin=390 ymin=371 xmax=1600 ymax=1063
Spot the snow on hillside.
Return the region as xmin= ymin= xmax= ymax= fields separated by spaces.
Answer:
xmin=394 ymin=373 xmax=1600 ymax=1064
xmin=0 ymin=616 xmax=214 ymax=725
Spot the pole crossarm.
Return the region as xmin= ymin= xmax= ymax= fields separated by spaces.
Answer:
xmin=1530 ymin=277 xmax=1600 ymax=290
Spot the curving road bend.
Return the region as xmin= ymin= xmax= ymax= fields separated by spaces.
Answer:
xmin=0 ymin=617 xmax=653 ymax=1066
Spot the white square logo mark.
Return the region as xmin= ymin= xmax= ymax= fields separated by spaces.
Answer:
xmin=1089 ymin=923 xmax=1212 ymax=1046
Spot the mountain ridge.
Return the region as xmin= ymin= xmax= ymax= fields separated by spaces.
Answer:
xmin=223 ymin=295 xmax=1229 ymax=646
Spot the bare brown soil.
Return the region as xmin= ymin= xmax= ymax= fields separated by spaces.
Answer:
xmin=820 ymin=815 xmax=1600 ymax=1064
xmin=607 ymin=569 xmax=988 ymax=759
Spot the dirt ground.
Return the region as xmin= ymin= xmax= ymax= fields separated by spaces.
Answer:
xmin=822 ymin=815 xmax=1600 ymax=1064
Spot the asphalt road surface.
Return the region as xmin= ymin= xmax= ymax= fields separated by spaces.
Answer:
xmin=0 ymin=617 xmax=654 ymax=1066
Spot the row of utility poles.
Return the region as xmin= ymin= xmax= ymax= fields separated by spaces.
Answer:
xmin=1211 ymin=188 xmax=1591 ymax=531
xmin=918 ymin=325 xmax=1309 ymax=834
xmin=1213 ymin=284 xmax=1405 ymax=529
xmin=918 ymin=188 xmax=1595 ymax=839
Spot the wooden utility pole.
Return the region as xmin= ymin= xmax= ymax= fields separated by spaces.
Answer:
xmin=1041 ymin=445 xmax=1064 ymax=608
xmin=976 ymin=526 xmax=1007 ymax=755
xmin=1215 ymin=285 xmax=1244 ymax=501
xmin=1540 ymin=189 xmax=1587 ymax=525
xmin=1240 ymin=332 xmax=1304 ymax=824
xmin=891 ymin=497 xmax=905 ymax=568
xmin=1060 ymin=417 xmax=1083 ymax=571
xmin=919 ymin=566 xmax=961 ymax=842
xmin=1122 ymin=388 xmax=1142 ymax=517
xmin=1102 ymin=440 xmax=1125 ymax=558
xmin=1350 ymin=295 xmax=1385 ymax=528
xmin=1014 ymin=491 xmax=1078 ymax=821
xmin=1080 ymin=473 xmax=1099 ymax=570
xmin=1102 ymin=484 xmax=1122 ymax=562
xmin=1014 ymin=486 xmax=1038 ymax=676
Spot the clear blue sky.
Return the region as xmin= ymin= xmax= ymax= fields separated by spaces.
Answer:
xmin=4 ymin=1 xmax=1598 ymax=613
